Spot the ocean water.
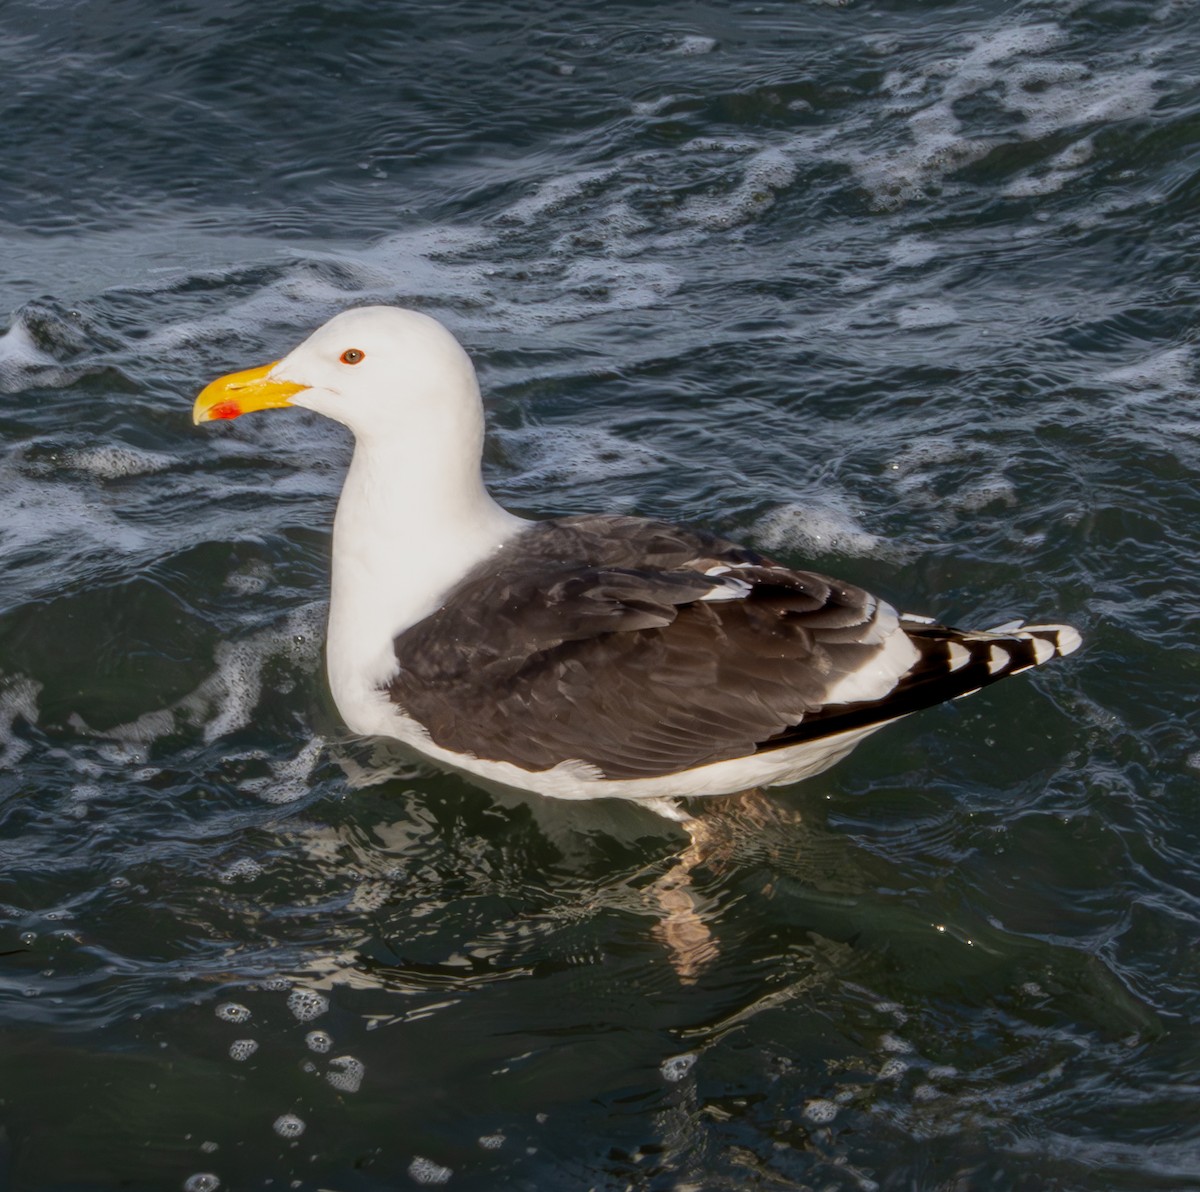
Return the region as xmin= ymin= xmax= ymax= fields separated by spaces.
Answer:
xmin=2 ymin=0 xmax=1199 ymax=1187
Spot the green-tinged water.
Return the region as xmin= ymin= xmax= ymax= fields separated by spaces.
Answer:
xmin=2 ymin=0 xmax=1199 ymax=1188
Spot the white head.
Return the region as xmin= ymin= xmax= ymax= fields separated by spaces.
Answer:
xmin=193 ymin=305 xmax=485 ymax=450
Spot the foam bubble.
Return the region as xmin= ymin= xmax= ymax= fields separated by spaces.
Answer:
xmin=224 ymin=561 xmax=273 ymax=595
xmin=305 ymin=1030 xmax=332 ymax=1053
xmin=229 ymin=1039 xmax=258 ymax=1062
xmin=660 ymin=1052 xmax=697 ymax=1082
xmin=498 ymin=168 xmax=617 ymax=227
xmin=183 ymin=1175 xmax=220 ymax=1192
xmin=880 ymin=1033 xmax=914 ymax=1054
xmin=833 ymin=21 xmax=1159 ymax=209
xmin=671 ymin=35 xmax=716 ymax=55
xmin=478 ymin=1134 xmax=505 ymax=1150
xmin=408 ymin=1156 xmax=453 ymax=1185
xmin=1003 ymin=138 xmax=1095 ymax=197
xmin=498 ymin=425 xmax=663 ymax=489
xmin=803 ymin=1098 xmax=839 ymax=1124
xmin=0 ymin=318 xmax=57 ymax=393
xmin=286 ymin=988 xmax=329 ymax=1022
xmin=215 ymin=1003 xmax=250 ymax=1024
xmin=1003 ymin=62 xmax=1159 ymax=139
xmin=1103 ymin=346 xmax=1193 ymax=391
xmin=218 ymin=859 xmax=263 ymax=883
xmin=272 ymin=1113 xmax=305 ymax=1139
xmin=681 ymin=147 xmax=797 ymax=230
xmin=60 ymin=445 xmax=174 ymax=479
xmin=238 ymin=735 xmax=326 ymax=805
xmin=953 ymin=477 xmax=1017 ymax=513
xmin=0 ymin=674 xmax=42 ymax=769
xmin=753 ymin=501 xmax=893 ymax=560
xmin=886 ymin=237 xmax=941 ymax=268
xmin=326 ymin=1055 xmax=365 ymax=1093
xmin=178 ymin=602 xmax=325 ymax=745
xmin=0 ymin=454 xmax=154 ymax=580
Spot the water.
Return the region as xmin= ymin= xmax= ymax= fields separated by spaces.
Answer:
xmin=1 ymin=0 xmax=1198 ymax=1187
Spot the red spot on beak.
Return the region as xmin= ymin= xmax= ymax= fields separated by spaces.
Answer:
xmin=209 ymin=400 xmax=243 ymax=420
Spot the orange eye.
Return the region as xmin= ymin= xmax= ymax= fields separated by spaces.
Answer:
xmin=340 ymin=348 xmax=365 ymax=365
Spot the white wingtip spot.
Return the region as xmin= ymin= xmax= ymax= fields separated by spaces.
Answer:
xmin=947 ymin=642 xmax=971 ymax=671
xmin=1029 ymin=635 xmax=1055 ymax=665
xmin=987 ymin=646 xmax=1010 ymax=674
xmin=1054 ymin=626 xmax=1083 ymax=656
xmin=1022 ymin=623 xmax=1083 ymax=658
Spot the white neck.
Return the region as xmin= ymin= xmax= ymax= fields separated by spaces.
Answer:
xmin=325 ymin=425 xmax=525 ymax=714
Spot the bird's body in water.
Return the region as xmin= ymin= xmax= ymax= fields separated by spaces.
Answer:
xmin=194 ymin=306 xmax=1080 ymax=817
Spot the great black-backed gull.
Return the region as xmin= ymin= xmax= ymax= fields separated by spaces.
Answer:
xmin=193 ymin=306 xmax=1080 ymax=811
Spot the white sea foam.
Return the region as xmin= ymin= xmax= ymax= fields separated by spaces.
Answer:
xmin=228 ymin=1038 xmax=258 ymax=1062
xmin=237 ymin=735 xmax=326 ymax=805
xmin=326 ymin=1054 xmax=365 ymax=1093
xmin=753 ymin=501 xmax=894 ymax=560
xmin=0 ymin=453 xmax=154 ymax=567
xmin=803 ymin=1098 xmax=839 ymax=1123
xmin=1003 ymin=139 xmax=1095 ymax=197
xmin=305 ymin=1030 xmax=332 ymax=1053
xmin=670 ymin=35 xmax=717 ymax=56
xmin=661 ymin=1052 xmax=697 ymax=1082
xmin=170 ymin=602 xmax=325 ymax=745
xmin=272 ymin=1113 xmax=305 ymax=1139
xmin=1102 ymin=346 xmax=1192 ymax=392
xmin=408 ymin=1156 xmax=453 ymax=1186
xmin=885 ymin=438 xmax=1017 ymax=521
xmin=498 ymin=168 xmax=618 ymax=227
xmin=498 ymin=424 xmax=664 ymax=489
xmin=0 ymin=318 xmax=57 ymax=393
xmin=886 ymin=236 xmax=942 ymax=268
xmin=837 ymin=21 xmax=1160 ymax=208
xmin=680 ymin=147 xmax=797 ymax=230
xmin=218 ymin=858 xmax=264 ymax=883
xmin=0 ymin=674 xmax=41 ymax=769
xmin=286 ymin=988 xmax=329 ymax=1022
xmin=61 ymin=445 xmax=174 ymax=479
xmin=182 ymin=1175 xmax=220 ymax=1192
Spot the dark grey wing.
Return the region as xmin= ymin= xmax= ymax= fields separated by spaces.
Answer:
xmin=386 ymin=515 xmax=1078 ymax=781
xmin=386 ymin=517 xmax=903 ymax=779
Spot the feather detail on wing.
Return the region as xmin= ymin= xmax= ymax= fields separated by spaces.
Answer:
xmin=385 ymin=515 xmax=1078 ymax=781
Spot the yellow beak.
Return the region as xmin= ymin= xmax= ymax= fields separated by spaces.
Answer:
xmin=192 ymin=362 xmax=306 ymax=425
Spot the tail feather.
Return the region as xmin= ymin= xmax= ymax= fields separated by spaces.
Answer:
xmin=759 ymin=617 xmax=1081 ymax=752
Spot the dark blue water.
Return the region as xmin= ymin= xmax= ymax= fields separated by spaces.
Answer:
xmin=2 ymin=1 xmax=1199 ymax=1188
